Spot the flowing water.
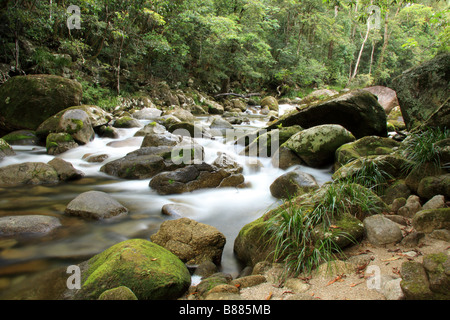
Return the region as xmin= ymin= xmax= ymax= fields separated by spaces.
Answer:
xmin=0 ymin=105 xmax=333 ymax=296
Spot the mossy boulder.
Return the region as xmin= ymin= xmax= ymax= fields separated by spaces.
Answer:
xmin=267 ymin=90 xmax=388 ymax=139
xmin=333 ymin=154 xmax=410 ymax=182
xmin=242 ymin=126 xmax=303 ymax=157
xmin=113 ymin=116 xmax=142 ymax=129
xmin=0 ymin=162 xmax=59 ymax=187
xmin=260 ymin=96 xmax=279 ymax=111
xmin=400 ymin=261 xmax=434 ymax=300
xmin=270 ymin=169 xmax=319 ymax=199
xmin=73 ymin=239 xmax=191 ymax=300
xmin=417 ymin=174 xmax=450 ymax=200
xmin=391 ymin=53 xmax=450 ymax=131
xmin=1 ymin=130 xmax=39 ymax=146
xmin=0 ymin=75 xmax=83 ymax=133
xmin=412 ymin=208 xmax=450 ymax=233
xmin=46 ymin=132 xmax=79 ymax=155
xmin=422 ymin=253 xmax=450 ymax=298
xmin=98 ymin=286 xmax=138 ymax=300
xmin=233 ymin=213 xmax=275 ymax=268
xmin=283 ymin=124 xmax=356 ymax=168
xmin=36 ymin=105 xmax=111 ymax=141
xmin=0 ymin=138 xmax=15 ymax=160
xmin=335 ymin=136 xmax=400 ymax=168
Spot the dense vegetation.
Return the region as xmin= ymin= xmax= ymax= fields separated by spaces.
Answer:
xmin=0 ymin=0 xmax=448 ymax=102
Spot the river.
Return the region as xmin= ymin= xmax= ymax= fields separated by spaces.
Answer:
xmin=0 ymin=105 xmax=333 ymax=296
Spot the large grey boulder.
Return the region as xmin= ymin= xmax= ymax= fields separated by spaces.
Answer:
xmin=0 ymin=215 xmax=61 ymax=238
xmin=363 ymin=214 xmax=403 ymax=245
xmin=267 ymin=90 xmax=388 ymax=139
xmin=65 ymin=191 xmax=128 ymax=220
xmin=270 ymin=169 xmax=319 ymax=199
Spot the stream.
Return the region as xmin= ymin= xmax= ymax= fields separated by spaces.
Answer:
xmin=0 ymin=105 xmax=333 ymax=296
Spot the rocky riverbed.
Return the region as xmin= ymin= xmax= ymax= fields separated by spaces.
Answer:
xmin=0 ymin=54 xmax=449 ymax=301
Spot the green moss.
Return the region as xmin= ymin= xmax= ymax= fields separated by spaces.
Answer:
xmin=76 ymin=239 xmax=191 ymax=300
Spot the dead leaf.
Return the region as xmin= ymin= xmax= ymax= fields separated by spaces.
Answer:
xmin=326 ymin=274 xmax=346 ymax=286
xmin=350 ymin=282 xmax=364 ymax=288
xmin=265 ymin=292 xmax=273 ymax=300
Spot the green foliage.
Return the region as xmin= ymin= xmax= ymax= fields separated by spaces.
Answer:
xmin=265 ymin=179 xmax=383 ymax=276
xmin=401 ymin=127 xmax=450 ymax=174
xmin=0 ymin=0 xmax=447 ymax=94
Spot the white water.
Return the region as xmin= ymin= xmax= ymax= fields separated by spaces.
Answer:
xmin=0 ymin=108 xmax=332 ymax=276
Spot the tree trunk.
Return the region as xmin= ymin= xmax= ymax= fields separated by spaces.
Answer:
xmin=116 ymin=34 xmax=125 ymax=96
xmin=376 ymin=12 xmax=390 ymax=76
xmin=350 ymin=22 xmax=370 ymax=82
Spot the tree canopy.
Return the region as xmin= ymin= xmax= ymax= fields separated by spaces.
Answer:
xmin=0 ymin=0 xmax=448 ymax=99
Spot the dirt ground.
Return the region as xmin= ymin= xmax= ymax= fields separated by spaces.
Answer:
xmin=240 ymin=235 xmax=450 ymax=300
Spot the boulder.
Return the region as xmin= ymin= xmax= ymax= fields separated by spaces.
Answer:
xmin=36 ymin=105 xmax=111 ymax=140
xmin=382 ymin=180 xmax=411 ymax=206
xmin=100 ymin=145 xmax=203 ymax=180
xmin=0 ymin=138 xmax=15 ymax=160
xmin=335 ymin=136 xmax=400 ymax=168
xmin=412 ymin=208 xmax=450 ymax=233
xmin=363 ymin=214 xmax=403 ymax=245
xmin=149 ymin=162 xmax=245 ymax=195
xmin=401 ymin=261 xmax=434 ymax=300
xmin=73 ymin=239 xmax=191 ymax=300
xmin=46 ymin=133 xmax=79 ymax=155
xmin=98 ymin=286 xmax=138 ymax=300
xmin=212 ymin=152 xmax=243 ymax=174
xmin=271 ymin=146 xmax=304 ymax=169
xmin=270 ymin=169 xmax=319 ymax=199
xmin=422 ymin=195 xmax=446 ymax=210
xmin=422 ymin=253 xmax=450 ymax=297
xmin=417 ymin=174 xmax=450 ymax=200
xmin=267 ymin=90 xmax=388 ymax=139
xmin=398 ymin=195 xmax=422 ymax=218
xmin=113 ymin=116 xmax=142 ymax=129
xmin=0 ymin=75 xmax=83 ymax=132
xmin=150 ymin=217 xmax=226 ymax=265
xmin=59 ymin=109 xmax=95 ymax=144
xmin=134 ymin=122 xmax=167 ymax=137
xmin=1 ymin=130 xmax=39 ymax=146
xmin=391 ymin=53 xmax=450 ymax=130
xmin=65 ymin=191 xmax=128 ymax=220
xmin=243 ymin=126 xmax=303 ymax=157
xmin=283 ymin=124 xmax=355 ymax=168
xmin=132 ymin=108 xmax=162 ymax=120
xmin=0 ymin=215 xmax=61 ymax=238
xmin=363 ymin=86 xmax=399 ymax=114
xmin=141 ymin=131 xmax=183 ymax=148
xmin=48 ymin=158 xmax=84 ymax=181
xmin=0 ymin=162 xmax=59 ymax=187
xmin=204 ymin=100 xmax=224 ymax=115
xmin=260 ymin=96 xmax=279 ymax=111
xmin=300 ymin=89 xmax=339 ymax=104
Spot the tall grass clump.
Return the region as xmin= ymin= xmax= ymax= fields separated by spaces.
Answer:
xmin=265 ymin=180 xmax=384 ymax=276
xmin=401 ymin=127 xmax=450 ymax=173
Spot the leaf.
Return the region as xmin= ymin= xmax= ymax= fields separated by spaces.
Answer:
xmin=381 ymin=257 xmax=400 ymax=262
xmin=265 ymin=292 xmax=273 ymax=300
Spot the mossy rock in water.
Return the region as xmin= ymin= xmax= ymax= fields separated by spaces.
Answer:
xmin=46 ymin=133 xmax=79 ymax=155
xmin=283 ymin=124 xmax=356 ymax=168
xmin=335 ymin=136 xmax=400 ymax=169
xmin=1 ymin=130 xmax=39 ymax=146
xmin=243 ymin=126 xmax=303 ymax=157
xmin=36 ymin=105 xmax=112 ymax=140
xmin=74 ymin=239 xmax=191 ymax=300
xmin=0 ymin=138 xmax=15 ymax=160
xmin=0 ymin=75 xmax=82 ymax=133
xmin=260 ymin=96 xmax=279 ymax=111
